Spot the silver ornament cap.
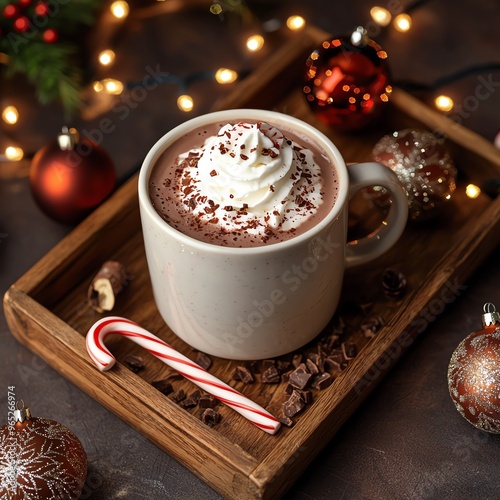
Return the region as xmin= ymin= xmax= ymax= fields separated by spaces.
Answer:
xmin=13 ymin=400 xmax=31 ymax=423
xmin=482 ymin=302 xmax=500 ymax=328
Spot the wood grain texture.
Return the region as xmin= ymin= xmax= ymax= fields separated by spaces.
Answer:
xmin=4 ymin=25 xmax=500 ymax=499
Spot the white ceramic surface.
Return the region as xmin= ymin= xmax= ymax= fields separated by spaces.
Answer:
xmin=138 ymin=110 xmax=408 ymax=360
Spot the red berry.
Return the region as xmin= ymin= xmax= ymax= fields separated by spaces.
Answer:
xmin=42 ymin=28 xmax=58 ymax=43
xmin=3 ymin=4 xmax=19 ymax=18
xmin=34 ymin=1 xmax=48 ymax=16
xmin=19 ymin=0 xmax=32 ymax=6
xmin=13 ymin=16 xmax=30 ymax=32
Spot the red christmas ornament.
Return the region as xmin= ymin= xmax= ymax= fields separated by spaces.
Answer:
xmin=42 ymin=27 xmax=58 ymax=43
xmin=19 ymin=0 xmax=32 ymax=6
xmin=34 ymin=1 xmax=49 ymax=16
xmin=303 ymin=26 xmax=391 ymax=131
xmin=0 ymin=402 xmax=87 ymax=499
xmin=448 ymin=303 xmax=500 ymax=433
xmin=13 ymin=15 xmax=30 ymax=32
xmin=30 ymin=127 xmax=116 ymax=223
xmin=3 ymin=4 xmax=19 ymax=18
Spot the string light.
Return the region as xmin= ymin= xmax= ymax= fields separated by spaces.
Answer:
xmin=177 ymin=94 xmax=194 ymax=112
xmin=286 ymin=15 xmax=305 ymax=31
xmin=110 ymin=1 xmax=129 ymax=19
xmin=2 ymin=105 xmax=19 ymax=125
xmin=5 ymin=146 xmax=24 ymax=161
xmin=370 ymin=6 xmax=392 ymax=26
xmin=98 ymin=50 xmax=115 ymax=66
xmin=465 ymin=184 xmax=481 ymax=199
xmin=94 ymin=78 xmax=124 ymax=95
xmin=246 ymin=34 xmax=264 ymax=52
xmin=394 ymin=13 xmax=412 ymax=32
xmin=434 ymin=95 xmax=454 ymax=112
xmin=215 ymin=68 xmax=238 ymax=84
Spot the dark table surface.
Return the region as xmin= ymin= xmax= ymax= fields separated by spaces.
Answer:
xmin=1 ymin=0 xmax=500 ymax=498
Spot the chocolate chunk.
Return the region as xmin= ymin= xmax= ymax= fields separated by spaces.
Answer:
xmin=281 ymin=370 xmax=293 ymax=383
xmin=289 ymin=368 xmax=312 ymax=390
xmin=382 ymin=268 xmax=407 ymax=298
xmin=124 ymin=354 xmax=145 ymax=373
xmin=292 ymin=354 xmax=303 ymax=368
xmin=325 ymin=357 xmax=341 ymax=371
xmin=261 ymin=359 xmax=276 ymax=371
xmin=306 ymin=359 xmax=320 ymax=375
xmin=170 ymin=389 xmax=186 ymax=403
xmin=279 ymin=416 xmax=295 ymax=427
xmin=322 ymin=334 xmax=340 ymax=352
xmin=151 ymin=379 xmax=174 ymax=396
xmin=232 ymin=365 xmax=254 ymax=384
xmin=201 ymin=408 xmax=221 ymax=427
xmin=283 ymin=390 xmax=306 ymax=417
xmin=276 ymin=360 xmax=291 ymax=373
xmin=284 ymin=383 xmax=294 ymax=395
xmin=342 ymin=342 xmax=358 ymax=360
xmin=308 ymin=353 xmax=325 ymax=373
xmin=361 ymin=316 xmax=385 ymax=338
xmin=311 ymin=372 xmax=333 ymax=390
xmin=196 ymin=352 xmax=212 ymax=370
xmin=199 ymin=394 xmax=218 ymax=409
xmin=262 ymin=365 xmax=280 ymax=384
xmin=329 ymin=349 xmax=344 ymax=364
xmin=295 ymin=389 xmax=312 ymax=405
xmin=181 ymin=390 xmax=201 ymax=408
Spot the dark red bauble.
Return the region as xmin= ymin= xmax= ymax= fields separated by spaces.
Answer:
xmin=0 ymin=415 xmax=87 ymax=498
xmin=448 ymin=324 xmax=500 ymax=433
xmin=303 ymin=29 xmax=391 ymax=131
xmin=18 ymin=0 xmax=32 ymax=6
xmin=30 ymin=133 xmax=116 ymax=224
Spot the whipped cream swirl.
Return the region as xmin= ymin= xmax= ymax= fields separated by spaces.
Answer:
xmin=171 ymin=121 xmax=325 ymax=239
xmin=197 ymin=122 xmax=299 ymax=227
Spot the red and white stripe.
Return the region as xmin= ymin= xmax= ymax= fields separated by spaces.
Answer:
xmin=86 ymin=317 xmax=281 ymax=435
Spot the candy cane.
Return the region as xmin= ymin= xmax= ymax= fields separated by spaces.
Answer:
xmin=86 ymin=317 xmax=281 ymax=435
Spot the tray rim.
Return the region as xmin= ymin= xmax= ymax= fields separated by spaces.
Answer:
xmin=4 ymin=25 xmax=500 ymax=499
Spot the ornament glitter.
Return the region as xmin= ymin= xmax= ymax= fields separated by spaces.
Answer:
xmin=372 ymin=129 xmax=457 ymax=221
xmin=448 ymin=303 xmax=500 ymax=433
xmin=0 ymin=403 xmax=87 ymax=499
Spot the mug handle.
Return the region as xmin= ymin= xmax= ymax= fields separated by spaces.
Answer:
xmin=345 ymin=162 xmax=408 ymax=267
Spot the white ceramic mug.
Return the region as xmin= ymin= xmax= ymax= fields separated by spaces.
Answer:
xmin=138 ymin=110 xmax=408 ymax=360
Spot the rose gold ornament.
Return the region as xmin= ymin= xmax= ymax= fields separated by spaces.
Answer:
xmin=448 ymin=303 xmax=500 ymax=433
xmin=0 ymin=402 xmax=87 ymax=498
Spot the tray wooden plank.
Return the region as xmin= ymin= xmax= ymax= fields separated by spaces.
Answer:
xmin=4 ymin=26 xmax=500 ymax=499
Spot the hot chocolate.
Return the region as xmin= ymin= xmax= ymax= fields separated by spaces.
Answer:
xmin=149 ymin=119 xmax=339 ymax=247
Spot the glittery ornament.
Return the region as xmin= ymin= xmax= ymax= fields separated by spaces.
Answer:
xmin=0 ymin=402 xmax=87 ymax=498
xmin=371 ymin=129 xmax=457 ymax=221
xmin=303 ymin=26 xmax=391 ymax=131
xmin=30 ymin=126 xmax=116 ymax=223
xmin=448 ymin=303 xmax=500 ymax=433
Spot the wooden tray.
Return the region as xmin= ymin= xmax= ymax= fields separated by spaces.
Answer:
xmin=4 ymin=26 xmax=500 ymax=499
